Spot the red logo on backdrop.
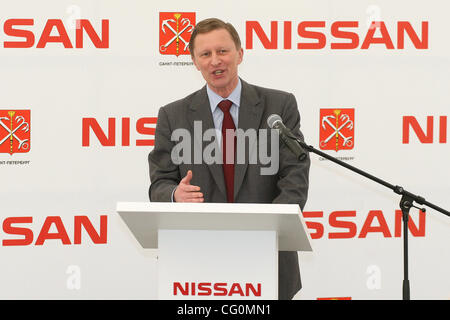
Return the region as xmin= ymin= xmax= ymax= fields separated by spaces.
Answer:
xmin=1 ymin=215 xmax=107 ymax=246
xmin=245 ymin=20 xmax=429 ymax=50
xmin=0 ymin=110 xmax=31 ymax=155
xmin=159 ymin=12 xmax=195 ymax=56
xmin=81 ymin=116 xmax=157 ymax=147
xmin=319 ymin=108 xmax=355 ymax=151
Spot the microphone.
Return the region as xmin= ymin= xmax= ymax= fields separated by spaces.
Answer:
xmin=267 ymin=114 xmax=307 ymax=161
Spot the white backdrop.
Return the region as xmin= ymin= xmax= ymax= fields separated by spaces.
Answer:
xmin=0 ymin=0 xmax=449 ymax=299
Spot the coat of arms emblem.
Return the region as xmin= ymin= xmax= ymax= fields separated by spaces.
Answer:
xmin=159 ymin=12 xmax=196 ymax=56
xmin=319 ymin=108 xmax=355 ymax=151
xmin=0 ymin=110 xmax=31 ymax=155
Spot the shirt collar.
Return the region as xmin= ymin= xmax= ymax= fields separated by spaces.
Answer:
xmin=206 ymin=78 xmax=241 ymax=113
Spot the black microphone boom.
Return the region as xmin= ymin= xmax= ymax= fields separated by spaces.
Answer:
xmin=268 ymin=113 xmax=450 ymax=300
xmin=267 ymin=114 xmax=307 ymax=161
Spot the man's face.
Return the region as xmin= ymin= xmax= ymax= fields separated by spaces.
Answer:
xmin=192 ymin=28 xmax=243 ymax=98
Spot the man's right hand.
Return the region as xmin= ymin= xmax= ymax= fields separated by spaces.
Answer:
xmin=173 ymin=170 xmax=204 ymax=202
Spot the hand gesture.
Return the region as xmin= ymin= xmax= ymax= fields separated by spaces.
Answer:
xmin=173 ymin=170 xmax=204 ymax=202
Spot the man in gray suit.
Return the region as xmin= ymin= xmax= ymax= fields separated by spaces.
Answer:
xmin=148 ymin=18 xmax=310 ymax=300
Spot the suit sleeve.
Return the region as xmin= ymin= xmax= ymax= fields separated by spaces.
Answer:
xmin=272 ymin=93 xmax=311 ymax=211
xmin=148 ymin=106 xmax=180 ymax=202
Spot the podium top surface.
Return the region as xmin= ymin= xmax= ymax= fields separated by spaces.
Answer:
xmin=117 ymin=202 xmax=312 ymax=252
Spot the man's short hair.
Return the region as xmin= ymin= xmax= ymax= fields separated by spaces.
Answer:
xmin=189 ymin=18 xmax=241 ymax=56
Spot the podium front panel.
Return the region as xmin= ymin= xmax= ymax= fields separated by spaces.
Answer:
xmin=157 ymin=230 xmax=278 ymax=300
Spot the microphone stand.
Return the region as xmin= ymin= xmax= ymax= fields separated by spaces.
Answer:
xmin=295 ymin=139 xmax=450 ymax=300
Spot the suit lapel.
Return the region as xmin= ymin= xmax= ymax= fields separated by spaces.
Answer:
xmin=234 ymin=80 xmax=263 ymax=199
xmin=187 ymin=86 xmax=227 ymax=198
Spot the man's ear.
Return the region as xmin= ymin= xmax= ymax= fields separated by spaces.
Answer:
xmin=191 ymin=55 xmax=200 ymax=71
xmin=237 ymin=48 xmax=244 ymax=65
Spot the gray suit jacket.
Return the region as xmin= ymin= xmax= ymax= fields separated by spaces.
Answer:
xmin=148 ymin=79 xmax=310 ymax=299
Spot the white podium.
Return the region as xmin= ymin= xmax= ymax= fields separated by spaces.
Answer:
xmin=117 ymin=202 xmax=312 ymax=300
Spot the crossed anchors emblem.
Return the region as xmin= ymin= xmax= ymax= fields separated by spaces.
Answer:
xmin=320 ymin=109 xmax=354 ymax=151
xmin=0 ymin=111 xmax=30 ymax=154
xmin=160 ymin=13 xmax=194 ymax=55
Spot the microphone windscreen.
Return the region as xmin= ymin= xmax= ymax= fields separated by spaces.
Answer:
xmin=267 ymin=114 xmax=282 ymax=128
